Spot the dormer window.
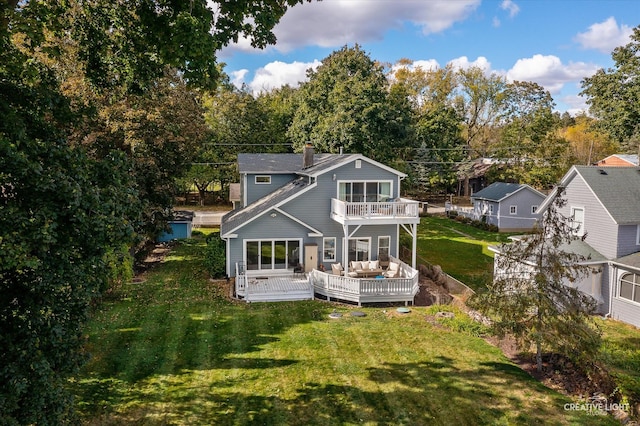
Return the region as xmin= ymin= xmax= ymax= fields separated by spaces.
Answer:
xmin=255 ymin=175 xmax=271 ymax=184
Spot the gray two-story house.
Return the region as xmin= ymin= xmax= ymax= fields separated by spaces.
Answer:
xmin=220 ymin=146 xmax=420 ymax=305
xmin=496 ymin=166 xmax=640 ymax=328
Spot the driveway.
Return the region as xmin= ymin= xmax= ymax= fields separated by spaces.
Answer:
xmin=191 ymin=210 xmax=229 ymax=227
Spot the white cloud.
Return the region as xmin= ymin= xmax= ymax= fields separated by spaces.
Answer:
xmin=506 ymin=54 xmax=599 ymax=95
xmin=574 ymin=17 xmax=633 ymax=54
xmin=559 ymin=93 xmax=589 ymax=116
xmin=500 ymin=0 xmax=520 ymax=18
xmin=448 ymin=56 xmax=492 ymax=72
xmin=242 ymin=60 xmax=322 ymax=94
xmin=230 ymin=69 xmax=249 ymax=88
xmin=223 ymin=0 xmax=481 ymax=54
xmin=391 ymin=59 xmax=441 ymax=75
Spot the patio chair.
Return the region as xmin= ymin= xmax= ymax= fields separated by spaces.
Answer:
xmin=331 ymin=263 xmax=344 ymax=276
xmin=383 ymin=261 xmax=400 ymax=278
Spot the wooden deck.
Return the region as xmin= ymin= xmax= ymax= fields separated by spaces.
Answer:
xmin=234 ymin=257 xmax=419 ymax=306
xmin=235 ymin=274 xmax=314 ymax=302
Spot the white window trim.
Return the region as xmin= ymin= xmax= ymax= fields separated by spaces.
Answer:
xmin=509 ymin=205 xmax=517 ymax=215
xmin=618 ymin=272 xmax=640 ymax=306
xmin=323 ymin=237 xmax=337 ymax=262
xmin=347 ymin=237 xmax=371 ymax=263
xmin=531 ymin=205 xmax=538 ymax=214
xmin=336 ymin=180 xmax=394 ymax=202
xmin=570 ymin=206 xmax=585 ymax=237
xmin=243 ymin=239 xmax=302 ymax=271
xmin=636 ymin=225 xmax=640 ymax=245
xmin=255 ymin=175 xmax=271 ymax=184
xmin=378 ymin=235 xmax=390 ymax=258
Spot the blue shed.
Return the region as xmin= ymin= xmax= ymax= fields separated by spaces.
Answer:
xmin=158 ymin=211 xmax=194 ymax=242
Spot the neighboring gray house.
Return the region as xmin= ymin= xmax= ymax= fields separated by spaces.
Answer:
xmin=220 ymin=146 xmax=421 ymax=304
xmin=447 ymin=182 xmax=545 ymax=232
xmin=494 ymin=166 xmax=640 ymax=328
xmin=470 ymin=182 xmax=545 ymax=232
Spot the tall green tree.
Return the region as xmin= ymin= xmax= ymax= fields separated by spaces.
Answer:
xmin=454 ymin=66 xmax=506 ymax=158
xmin=391 ymin=62 xmax=464 ymax=194
xmin=1 ymin=0 xmax=310 ymax=422
xmin=581 ymin=25 xmax=640 ymax=150
xmin=288 ymin=45 xmax=413 ymax=161
xmin=491 ymin=81 xmax=561 ymax=186
xmin=257 ymin=84 xmax=299 ymax=152
xmin=477 ymin=190 xmax=602 ymax=373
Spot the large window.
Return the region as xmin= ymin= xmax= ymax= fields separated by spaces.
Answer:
xmin=571 ymin=207 xmax=585 ymax=237
xmin=620 ymin=273 xmax=640 ymax=304
xmin=323 ymin=237 xmax=336 ymax=262
xmin=348 ymin=238 xmax=370 ymax=263
xmin=246 ymin=240 xmax=300 ymax=271
xmin=338 ymin=181 xmax=392 ymax=202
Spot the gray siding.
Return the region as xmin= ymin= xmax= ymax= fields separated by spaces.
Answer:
xmin=497 ymin=188 xmax=544 ymax=231
xmin=562 ymin=174 xmax=619 ymax=259
xmin=280 ymin=160 xmax=400 ymax=266
xmin=617 ymin=224 xmax=640 ymax=258
xmin=243 ymin=173 xmax=297 ymax=205
xmin=226 ymin=207 xmax=316 ymax=275
xmin=610 ymin=266 xmax=640 ymax=328
xmin=227 ymin=158 xmax=405 ymax=276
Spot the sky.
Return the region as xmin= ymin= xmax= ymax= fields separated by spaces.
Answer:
xmin=218 ymin=0 xmax=639 ymax=115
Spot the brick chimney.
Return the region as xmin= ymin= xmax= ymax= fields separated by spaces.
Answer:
xmin=303 ymin=143 xmax=314 ymax=168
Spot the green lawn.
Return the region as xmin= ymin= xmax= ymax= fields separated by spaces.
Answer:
xmin=410 ymin=215 xmax=518 ymax=291
xmin=70 ymin=232 xmax=618 ymax=425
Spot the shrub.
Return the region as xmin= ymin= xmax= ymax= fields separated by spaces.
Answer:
xmin=102 ymin=244 xmax=134 ymax=294
xmin=204 ymin=232 xmax=226 ymax=278
xmin=425 ymin=305 xmax=490 ymax=337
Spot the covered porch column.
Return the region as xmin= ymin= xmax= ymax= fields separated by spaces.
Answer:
xmin=400 ymin=223 xmax=417 ymax=269
xmin=341 ymin=224 xmax=362 ymax=272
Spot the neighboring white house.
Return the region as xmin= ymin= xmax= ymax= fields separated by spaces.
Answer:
xmin=492 ymin=166 xmax=640 ymax=328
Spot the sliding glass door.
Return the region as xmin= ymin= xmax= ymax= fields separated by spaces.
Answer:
xmin=348 ymin=238 xmax=370 ymax=263
xmin=246 ymin=240 xmax=301 ymax=271
xmin=338 ymin=181 xmax=392 ymax=202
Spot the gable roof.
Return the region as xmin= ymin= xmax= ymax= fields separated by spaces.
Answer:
xmin=595 ymin=154 xmax=639 ymax=166
xmin=471 ymin=182 xmax=543 ymax=202
xmin=614 ymin=251 xmax=640 ymax=271
xmin=539 ymin=166 xmax=640 ymax=224
xmin=238 ymin=153 xmax=336 ymax=174
xmin=237 ymin=153 xmax=406 ymax=179
xmin=224 ymin=152 xmax=408 ymax=237
xmin=221 ymin=176 xmax=312 ymax=236
xmin=490 ymin=237 xmax=607 ymax=265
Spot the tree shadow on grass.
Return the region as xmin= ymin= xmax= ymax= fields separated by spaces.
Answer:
xmin=73 ymin=356 xmax=614 ymax=425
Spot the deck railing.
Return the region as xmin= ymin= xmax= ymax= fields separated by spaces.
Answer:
xmin=331 ymin=198 xmax=419 ymax=220
xmin=235 ymin=262 xmax=247 ymax=298
xmin=310 ymin=256 xmax=419 ymax=306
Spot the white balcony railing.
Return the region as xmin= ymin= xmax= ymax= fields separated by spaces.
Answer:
xmin=331 ymin=198 xmax=419 ymax=222
xmin=310 ymin=256 xmax=419 ymax=306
